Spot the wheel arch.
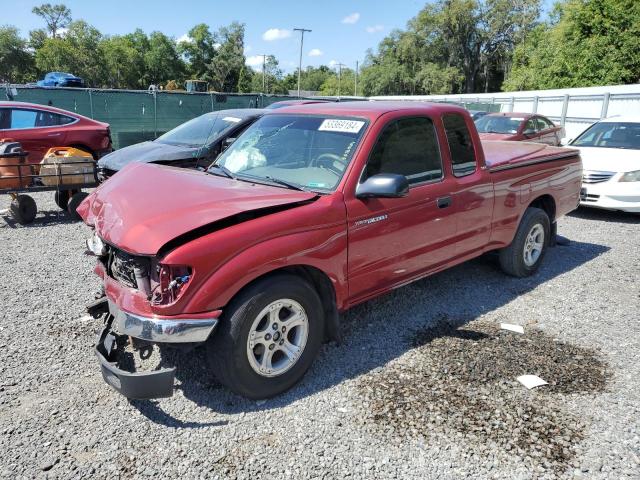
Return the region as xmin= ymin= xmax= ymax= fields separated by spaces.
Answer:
xmin=223 ymin=264 xmax=341 ymax=343
xmin=528 ymin=194 xmax=556 ymax=222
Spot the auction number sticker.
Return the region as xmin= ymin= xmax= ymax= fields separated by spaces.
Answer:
xmin=223 ymin=116 xmax=242 ymax=123
xmin=319 ymin=119 xmax=365 ymax=134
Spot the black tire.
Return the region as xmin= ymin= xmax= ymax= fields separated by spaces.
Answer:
xmin=54 ymin=189 xmax=79 ymax=210
xmin=499 ymin=207 xmax=550 ymax=277
xmin=206 ymin=274 xmax=325 ymax=399
xmin=10 ymin=195 xmax=37 ymax=224
xmin=67 ymin=191 xmax=89 ymax=220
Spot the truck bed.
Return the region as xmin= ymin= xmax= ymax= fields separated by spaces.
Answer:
xmin=483 ymin=141 xmax=579 ymax=172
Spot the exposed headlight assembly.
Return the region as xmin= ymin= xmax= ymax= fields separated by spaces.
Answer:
xmin=619 ymin=170 xmax=640 ymax=182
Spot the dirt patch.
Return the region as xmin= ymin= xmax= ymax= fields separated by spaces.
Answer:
xmin=357 ymin=320 xmax=610 ymax=473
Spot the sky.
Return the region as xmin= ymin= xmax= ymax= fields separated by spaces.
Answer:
xmin=11 ymin=0 xmax=432 ymax=73
xmin=11 ymin=0 xmax=555 ymax=74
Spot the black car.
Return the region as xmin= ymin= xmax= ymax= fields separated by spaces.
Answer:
xmin=97 ymin=108 xmax=265 ymax=181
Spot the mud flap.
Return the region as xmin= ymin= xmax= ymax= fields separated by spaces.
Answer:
xmin=94 ymin=322 xmax=176 ymax=400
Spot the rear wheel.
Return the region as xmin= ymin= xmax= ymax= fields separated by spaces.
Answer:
xmin=10 ymin=195 xmax=37 ymax=224
xmin=67 ymin=191 xmax=89 ymax=220
xmin=499 ymin=207 xmax=550 ymax=277
xmin=206 ymin=274 xmax=324 ymax=399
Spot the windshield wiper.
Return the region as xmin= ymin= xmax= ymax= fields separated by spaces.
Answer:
xmin=264 ymin=176 xmax=308 ymax=191
xmin=207 ymin=164 xmax=238 ymax=180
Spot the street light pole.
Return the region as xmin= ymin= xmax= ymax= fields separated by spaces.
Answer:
xmin=294 ymin=28 xmax=311 ymax=98
xmin=260 ymin=54 xmax=267 ymax=93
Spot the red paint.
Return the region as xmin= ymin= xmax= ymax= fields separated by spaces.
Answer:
xmin=477 ymin=112 xmax=564 ymax=146
xmin=80 ymin=102 xmax=582 ymax=319
xmin=0 ymin=101 xmax=111 ymax=164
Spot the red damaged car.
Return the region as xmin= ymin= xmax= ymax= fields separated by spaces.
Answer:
xmin=80 ymin=102 xmax=581 ymax=400
xmin=0 ymin=101 xmax=112 ymax=164
xmin=476 ymin=112 xmax=564 ymax=146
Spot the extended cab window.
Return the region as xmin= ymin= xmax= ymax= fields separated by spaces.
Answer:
xmin=363 ymin=117 xmax=442 ymax=185
xmin=443 ymin=114 xmax=477 ymax=177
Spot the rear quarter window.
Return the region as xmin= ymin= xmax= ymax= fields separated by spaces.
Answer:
xmin=442 ymin=114 xmax=477 ymax=177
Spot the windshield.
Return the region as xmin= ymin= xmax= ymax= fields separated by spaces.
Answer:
xmin=475 ymin=115 xmax=524 ymax=134
xmin=211 ymin=114 xmax=367 ymax=191
xmin=156 ymin=113 xmax=242 ymax=147
xmin=572 ymin=122 xmax=640 ymax=149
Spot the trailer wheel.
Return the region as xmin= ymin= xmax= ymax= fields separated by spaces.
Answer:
xmin=67 ymin=191 xmax=89 ymax=220
xmin=206 ymin=274 xmax=324 ymax=399
xmin=10 ymin=194 xmax=37 ymax=225
xmin=54 ymin=189 xmax=79 ymax=210
xmin=499 ymin=207 xmax=550 ymax=277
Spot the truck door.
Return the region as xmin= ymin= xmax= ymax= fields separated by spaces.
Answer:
xmin=345 ymin=115 xmax=458 ymax=302
xmin=441 ymin=113 xmax=493 ymax=257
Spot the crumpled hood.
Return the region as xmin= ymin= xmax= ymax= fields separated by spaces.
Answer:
xmin=478 ymin=132 xmax=518 ymax=141
xmin=79 ymin=163 xmax=317 ymax=255
xmin=573 ymin=146 xmax=640 ymax=173
xmin=98 ymin=141 xmax=202 ymax=171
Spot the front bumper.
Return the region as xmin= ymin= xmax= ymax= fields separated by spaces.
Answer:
xmin=109 ymin=300 xmax=219 ymax=343
xmin=90 ymin=298 xmax=220 ymax=399
xmin=580 ymin=182 xmax=640 ymax=213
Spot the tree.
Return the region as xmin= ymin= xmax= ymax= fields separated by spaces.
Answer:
xmin=179 ymin=23 xmax=217 ymax=80
xmin=35 ymin=20 xmax=105 ymax=86
xmin=100 ymin=35 xmax=145 ymax=88
xmin=0 ymin=26 xmax=35 ymax=83
xmin=32 ymin=3 xmax=72 ymax=38
xmin=237 ymin=66 xmax=253 ymax=93
xmin=28 ymin=28 xmax=49 ymax=50
xmin=145 ymin=32 xmax=185 ymax=86
xmin=208 ymin=22 xmax=245 ymax=92
xmin=504 ymin=0 xmax=640 ymax=90
xmin=319 ymin=68 xmax=355 ymax=96
xmin=360 ymin=0 xmax=541 ymax=95
xmin=250 ymin=55 xmax=286 ymax=93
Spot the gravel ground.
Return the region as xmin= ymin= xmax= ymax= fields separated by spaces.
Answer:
xmin=0 ymin=192 xmax=639 ymax=479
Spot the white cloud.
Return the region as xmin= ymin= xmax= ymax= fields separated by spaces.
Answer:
xmin=244 ymin=44 xmax=252 ymax=54
xmin=366 ymin=25 xmax=384 ymax=33
xmin=342 ymin=13 xmax=360 ymax=24
xmin=246 ymin=55 xmax=264 ymax=69
xmin=262 ymin=28 xmax=292 ymax=41
xmin=177 ymin=33 xmax=191 ymax=44
xmin=308 ymin=48 xmax=323 ymax=57
xmin=328 ymin=60 xmax=338 ymax=67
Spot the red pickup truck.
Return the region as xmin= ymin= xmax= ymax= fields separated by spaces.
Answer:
xmin=80 ymin=102 xmax=582 ymax=400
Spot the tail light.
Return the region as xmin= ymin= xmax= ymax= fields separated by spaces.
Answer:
xmin=150 ymin=264 xmax=191 ymax=305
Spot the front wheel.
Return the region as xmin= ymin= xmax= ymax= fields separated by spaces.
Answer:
xmin=206 ymin=274 xmax=325 ymax=399
xmin=499 ymin=207 xmax=550 ymax=277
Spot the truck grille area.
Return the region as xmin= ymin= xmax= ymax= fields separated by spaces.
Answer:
xmin=106 ymin=248 xmax=151 ymax=292
xmin=583 ymin=171 xmax=615 ymax=184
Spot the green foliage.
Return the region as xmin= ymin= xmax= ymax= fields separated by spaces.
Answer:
xmin=0 ymin=26 xmax=35 ymax=83
xmin=237 ymin=66 xmax=253 ymax=93
xmin=361 ymin=0 xmax=541 ymax=95
xmin=32 ymin=3 xmax=72 ymax=38
xmin=250 ymin=55 xmax=287 ymax=94
xmin=504 ymin=0 xmax=640 ymax=90
xmin=35 ymin=20 xmax=105 ymax=86
xmin=319 ymin=68 xmax=356 ymax=96
xmin=178 ymin=24 xmax=217 ymax=80
xmin=145 ymin=32 xmax=184 ymax=86
xmin=208 ymin=22 xmax=246 ymax=92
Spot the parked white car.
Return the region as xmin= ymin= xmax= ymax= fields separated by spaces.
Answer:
xmin=569 ymin=116 xmax=640 ymax=213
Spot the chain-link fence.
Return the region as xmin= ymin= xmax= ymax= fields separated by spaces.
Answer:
xmin=4 ymin=86 xmax=298 ymax=149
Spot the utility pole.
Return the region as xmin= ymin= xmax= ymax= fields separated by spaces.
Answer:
xmin=355 ymin=61 xmax=358 ymax=96
xmin=294 ymin=28 xmax=311 ymax=98
xmin=336 ymin=63 xmax=347 ymax=99
xmin=259 ymin=54 xmax=267 ymax=93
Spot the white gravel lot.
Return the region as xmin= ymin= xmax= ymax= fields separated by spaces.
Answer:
xmin=0 ymin=192 xmax=638 ymax=479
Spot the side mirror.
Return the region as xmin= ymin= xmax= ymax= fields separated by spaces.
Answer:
xmin=356 ymin=173 xmax=409 ymax=199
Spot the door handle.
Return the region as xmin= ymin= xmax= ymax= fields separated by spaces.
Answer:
xmin=47 ymin=133 xmax=62 ymax=137
xmin=437 ymin=196 xmax=452 ymax=209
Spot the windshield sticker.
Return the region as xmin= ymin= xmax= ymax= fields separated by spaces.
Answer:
xmin=511 ymin=117 xmax=525 ymax=121
xmin=307 ymin=182 xmax=327 ymax=188
xmin=319 ymin=119 xmax=365 ymax=134
xmin=223 ymin=116 xmax=242 ymax=123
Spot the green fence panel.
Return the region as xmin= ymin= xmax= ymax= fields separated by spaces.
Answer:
xmin=7 ymin=87 xmax=308 ymax=150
